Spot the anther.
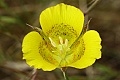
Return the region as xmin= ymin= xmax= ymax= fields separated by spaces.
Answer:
xmin=65 ymin=39 xmax=68 ymax=47
xmin=59 ymin=36 xmax=63 ymax=44
xmin=49 ymin=37 xmax=56 ymax=47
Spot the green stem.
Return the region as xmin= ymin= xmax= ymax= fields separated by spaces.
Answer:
xmin=61 ymin=68 xmax=69 ymax=80
xmin=62 ymin=71 xmax=69 ymax=80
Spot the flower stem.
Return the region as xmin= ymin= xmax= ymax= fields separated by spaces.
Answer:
xmin=62 ymin=71 xmax=69 ymax=80
xmin=30 ymin=68 xmax=37 ymax=80
xmin=61 ymin=67 xmax=69 ymax=80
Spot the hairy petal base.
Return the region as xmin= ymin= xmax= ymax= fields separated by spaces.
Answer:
xmin=22 ymin=31 xmax=57 ymax=71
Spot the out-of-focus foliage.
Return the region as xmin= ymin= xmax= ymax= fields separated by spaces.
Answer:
xmin=0 ymin=0 xmax=120 ymax=80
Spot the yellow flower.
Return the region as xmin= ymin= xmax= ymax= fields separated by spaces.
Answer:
xmin=22 ymin=3 xmax=102 ymax=71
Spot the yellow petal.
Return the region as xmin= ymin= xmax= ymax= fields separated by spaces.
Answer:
xmin=83 ymin=30 xmax=102 ymax=59
xmin=40 ymin=3 xmax=84 ymax=46
xmin=68 ymin=30 xmax=102 ymax=69
xmin=22 ymin=31 xmax=58 ymax=71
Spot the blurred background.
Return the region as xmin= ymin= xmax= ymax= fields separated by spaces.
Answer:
xmin=0 ymin=0 xmax=120 ymax=80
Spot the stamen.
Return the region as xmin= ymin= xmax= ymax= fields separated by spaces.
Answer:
xmin=59 ymin=36 xmax=63 ymax=44
xmin=49 ymin=36 xmax=70 ymax=56
xmin=65 ymin=39 xmax=68 ymax=47
xmin=49 ymin=37 xmax=56 ymax=47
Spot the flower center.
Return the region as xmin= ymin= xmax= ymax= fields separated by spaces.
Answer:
xmin=49 ymin=36 xmax=71 ymax=67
